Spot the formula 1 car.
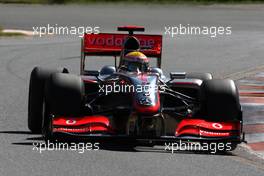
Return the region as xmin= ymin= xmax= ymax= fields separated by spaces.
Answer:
xmin=28 ymin=26 xmax=244 ymax=151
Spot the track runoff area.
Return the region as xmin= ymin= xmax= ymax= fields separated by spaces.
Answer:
xmin=237 ymin=71 xmax=264 ymax=158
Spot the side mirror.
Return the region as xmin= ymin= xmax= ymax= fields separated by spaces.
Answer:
xmin=150 ymin=67 xmax=163 ymax=77
xmin=170 ymin=72 xmax=186 ymax=80
xmin=83 ymin=70 xmax=100 ymax=76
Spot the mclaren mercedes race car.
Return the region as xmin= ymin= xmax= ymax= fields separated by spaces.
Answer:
xmin=28 ymin=26 xmax=244 ymax=151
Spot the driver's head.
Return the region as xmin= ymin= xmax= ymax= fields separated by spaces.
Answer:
xmin=121 ymin=51 xmax=149 ymax=72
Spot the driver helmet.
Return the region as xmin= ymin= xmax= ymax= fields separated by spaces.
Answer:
xmin=120 ymin=51 xmax=149 ymax=72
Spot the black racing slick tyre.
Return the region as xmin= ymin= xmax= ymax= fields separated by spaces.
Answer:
xmin=42 ymin=101 xmax=54 ymax=142
xmin=186 ymin=72 xmax=213 ymax=81
xmin=45 ymin=73 xmax=85 ymax=116
xmin=28 ymin=67 xmax=69 ymax=133
xmin=200 ymin=79 xmax=242 ymax=121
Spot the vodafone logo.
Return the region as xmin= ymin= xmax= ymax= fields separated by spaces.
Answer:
xmin=86 ymin=35 xmax=155 ymax=48
xmin=66 ymin=120 xmax=76 ymax=125
xmin=212 ymin=123 xmax=223 ymax=129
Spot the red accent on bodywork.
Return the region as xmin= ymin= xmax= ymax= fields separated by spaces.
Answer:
xmin=137 ymin=74 xmax=148 ymax=82
xmin=53 ymin=115 xmax=109 ymax=126
xmin=175 ymin=119 xmax=241 ymax=137
xmin=83 ymin=33 xmax=162 ymax=58
xmin=52 ymin=115 xmax=112 ymax=133
xmin=81 ymin=77 xmax=97 ymax=84
xmin=53 ymin=126 xmax=108 ymax=133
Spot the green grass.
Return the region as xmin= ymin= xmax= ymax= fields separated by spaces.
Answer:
xmin=0 ymin=0 xmax=264 ymax=4
xmin=0 ymin=32 xmax=25 ymax=36
xmin=0 ymin=0 xmax=45 ymax=3
xmin=0 ymin=26 xmax=25 ymax=37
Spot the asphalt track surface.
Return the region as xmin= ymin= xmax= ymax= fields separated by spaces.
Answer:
xmin=0 ymin=4 xmax=264 ymax=176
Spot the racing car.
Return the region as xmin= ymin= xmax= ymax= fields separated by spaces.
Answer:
xmin=28 ymin=26 xmax=244 ymax=151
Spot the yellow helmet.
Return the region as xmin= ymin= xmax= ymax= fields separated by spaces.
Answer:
xmin=121 ymin=51 xmax=149 ymax=72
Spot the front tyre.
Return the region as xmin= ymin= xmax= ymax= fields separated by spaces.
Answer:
xmin=45 ymin=73 xmax=85 ymax=116
xmin=200 ymin=79 xmax=241 ymax=121
xmin=42 ymin=101 xmax=54 ymax=142
xmin=28 ymin=67 xmax=68 ymax=133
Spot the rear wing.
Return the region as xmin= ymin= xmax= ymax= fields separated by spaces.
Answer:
xmin=81 ymin=33 xmax=162 ymax=74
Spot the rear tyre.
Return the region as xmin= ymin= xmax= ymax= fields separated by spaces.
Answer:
xmin=200 ymin=79 xmax=241 ymax=121
xmin=186 ymin=72 xmax=213 ymax=81
xmin=28 ymin=67 xmax=68 ymax=133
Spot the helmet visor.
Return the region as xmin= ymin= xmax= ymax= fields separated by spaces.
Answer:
xmin=126 ymin=61 xmax=148 ymax=72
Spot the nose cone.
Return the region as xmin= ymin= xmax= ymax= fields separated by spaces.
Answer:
xmin=134 ymin=97 xmax=160 ymax=114
xmin=132 ymin=74 xmax=160 ymax=114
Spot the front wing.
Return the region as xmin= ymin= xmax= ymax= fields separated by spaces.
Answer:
xmin=51 ymin=115 xmax=244 ymax=145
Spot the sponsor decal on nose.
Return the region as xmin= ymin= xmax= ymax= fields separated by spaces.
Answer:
xmin=212 ymin=123 xmax=223 ymax=129
xmin=66 ymin=119 xmax=76 ymax=125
